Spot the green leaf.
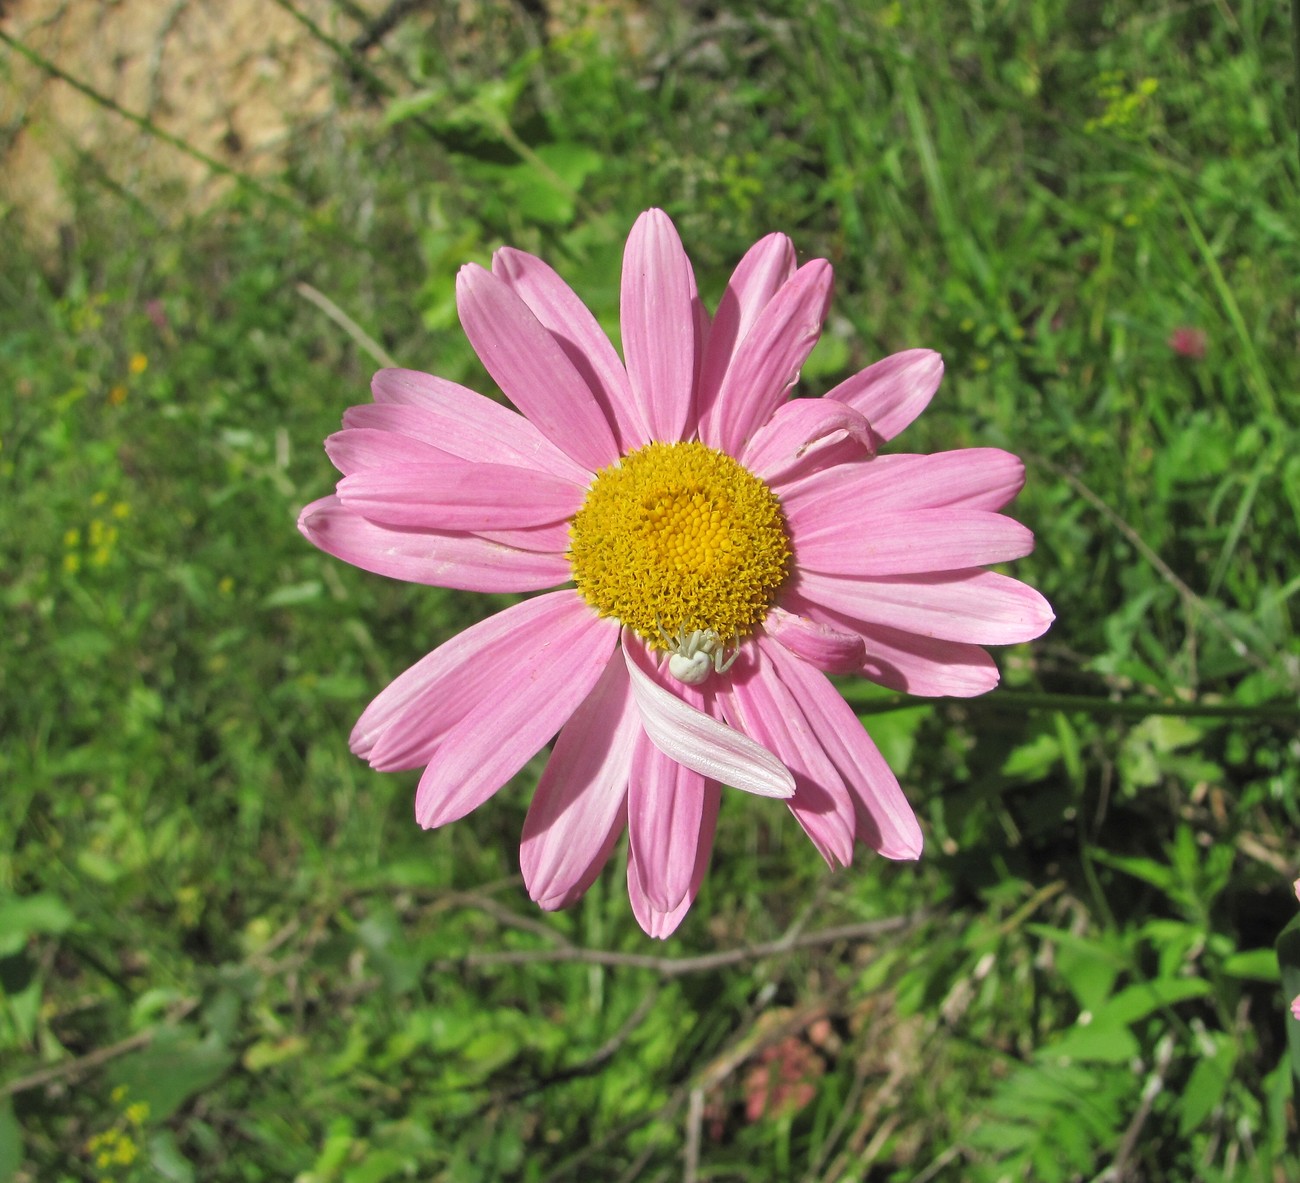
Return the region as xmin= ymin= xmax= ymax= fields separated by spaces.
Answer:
xmin=106 ymin=1026 xmax=236 ymax=1121
xmin=0 ymin=1096 xmax=22 ymax=1183
xmin=1097 ymin=976 xmax=1211 ymax=1026
xmin=1041 ymin=1020 xmax=1140 ymax=1064
xmin=1221 ymin=947 xmax=1281 ymax=982
xmin=1275 ymin=914 xmax=1300 ymax=1084
xmin=1177 ymin=1037 xmax=1237 ymax=1135
xmin=0 ymin=892 xmax=74 ymax=957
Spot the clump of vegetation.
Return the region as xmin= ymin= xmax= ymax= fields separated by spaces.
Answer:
xmin=2 ymin=2 xmax=1298 ymax=1179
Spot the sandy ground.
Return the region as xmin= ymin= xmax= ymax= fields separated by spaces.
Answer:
xmin=0 ymin=0 xmax=397 ymax=247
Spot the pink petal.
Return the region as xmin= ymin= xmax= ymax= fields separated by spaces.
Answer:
xmin=521 ymin=654 xmax=637 ymax=910
xmin=337 ymin=459 xmax=582 ymax=532
xmin=627 ymin=781 xmax=721 ymax=939
xmin=414 ymin=612 xmax=621 ymax=828
xmin=298 ymin=495 xmax=570 ymax=592
xmin=825 ymin=349 xmax=944 ymax=442
xmin=628 ymin=723 xmax=708 ymax=911
xmin=792 ymin=568 xmax=1055 ymax=646
xmin=705 ymin=260 xmax=834 ymax=456
xmin=739 ymin=397 xmax=877 ymax=485
xmin=492 ymin=247 xmax=646 ymax=451
xmin=759 ymin=636 xmax=922 ymax=859
xmin=325 ymin=426 xmax=452 ymax=475
xmin=792 ymin=508 xmax=1035 ymax=576
xmin=717 ymin=651 xmax=856 ymax=869
xmin=697 ymin=232 xmax=797 ymax=426
xmin=620 ymin=209 xmax=697 ymax=443
xmin=456 ymin=264 xmax=619 ymax=472
xmin=623 ymin=633 xmax=794 ymax=798
xmin=351 ymin=590 xmax=611 ymax=771
xmin=762 ymin=605 xmax=865 ymax=674
xmin=857 ymin=625 xmax=1000 ymax=696
xmin=359 ymin=369 xmax=590 ymax=484
xmin=780 ymin=592 xmax=1002 ymax=696
xmin=777 ymin=449 xmax=1027 ymax=516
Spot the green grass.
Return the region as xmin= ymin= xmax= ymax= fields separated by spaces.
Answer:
xmin=2 ymin=1 xmax=1299 ymax=1180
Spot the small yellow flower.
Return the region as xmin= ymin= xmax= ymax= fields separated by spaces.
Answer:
xmin=107 ymin=385 xmax=128 ymax=407
xmin=63 ymin=553 xmax=81 ymax=575
xmin=92 ymin=491 xmax=109 ymax=507
xmin=129 ymin=353 xmax=149 ymax=375
xmin=64 ymin=528 xmax=81 ymax=547
xmin=112 ymin=501 xmax=131 ymax=520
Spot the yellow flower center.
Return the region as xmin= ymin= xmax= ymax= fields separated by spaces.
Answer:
xmin=568 ymin=441 xmax=791 ymax=649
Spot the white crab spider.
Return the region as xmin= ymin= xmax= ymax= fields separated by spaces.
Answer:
xmin=655 ymin=623 xmax=739 ymax=686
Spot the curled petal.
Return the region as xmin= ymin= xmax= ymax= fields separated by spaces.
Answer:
xmin=457 ymin=264 xmax=619 ymax=471
xmin=762 ymin=605 xmax=865 ymax=674
xmin=521 ymin=655 xmax=636 ymax=910
xmin=825 ymin=349 xmax=943 ymax=442
xmin=621 ymin=209 xmax=697 ymax=442
xmin=781 ymin=592 xmax=1003 ymax=697
xmin=741 ymin=397 xmax=877 ymax=485
xmin=623 ymin=633 xmax=794 ymax=799
xmin=759 ymin=635 xmax=922 ymax=860
xmin=698 ymin=232 xmax=797 ymax=423
xmin=297 ymin=495 xmax=569 ymax=592
xmin=705 ymin=260 xmax=834 ymax=455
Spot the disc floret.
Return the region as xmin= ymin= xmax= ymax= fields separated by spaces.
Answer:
xmin=568 ymin=441 xmax=790 ymax=669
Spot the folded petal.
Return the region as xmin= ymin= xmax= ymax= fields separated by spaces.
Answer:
xmin=825 ymin=349 xmax=943 ymax=442
xmin=792 ymin=508 xmax=1035 ymax=576
xmin=456 ymin=264 xmax=619 ymax=472
xmin=337 ymin=459 xmax=583 ymax=532
xmin=351 ymin=590 xmax=611 ymax=771
xmin=298 ymin=496 xmax=570 ymax=592
xmin=777 ymin=449 xmax=1027 ymax=517
xmin=740 ymin=396 xmax=877 ymax=485
xmin=621 ymin=209 xmax=697 ymax=443
xmin=717 ymin=651 xmax=855 ymax=869
xmin=627 ymin=780 xmax=721 ymax=939
xmin=623 ymin=633 xmax=794 ymax=799
xmin=358 ymin=369 xmax=591 ymax=484
xmin=780 ymin=594 xmax=1002 ymax=697
xmin=762 ymin=605 xmax=865 ymax=674
xmin=705 ymin=260 xmax=834 ymax=456
xmin=492 ymin=247 xmax=645 ymax=451
xmin=759 ymin=635 xmax=922 ymax=860
xmin=415 ymin=611 xmax=621 ymax=828
xmin=791 ymin=568 xmax=1055 ymax=646
xmin=628 ymin=723 xmax=708 ymax=912
xmin=697 ymin=232 xmax=797 ymax=425
xmin=521 ymin=654 xmax=636 ymax=910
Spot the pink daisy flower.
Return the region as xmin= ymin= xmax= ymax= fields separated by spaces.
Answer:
xmin=299 ymin=209 xmax=1053 ymax=937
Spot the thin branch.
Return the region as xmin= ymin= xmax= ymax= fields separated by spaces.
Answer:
xmin=0 ymin=999 xmax=199 ymax=1099
xmin=841 ymin=687 xmax=1300 ymax=724
xmin=435 ymin=916 xmax=919 ymax=976
xmin=295 ymin=282 xmax=398 ymax=368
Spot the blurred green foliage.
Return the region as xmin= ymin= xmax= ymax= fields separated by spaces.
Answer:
xmin=2 ymin=0 xmax=1298 ymax=1179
